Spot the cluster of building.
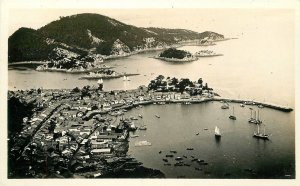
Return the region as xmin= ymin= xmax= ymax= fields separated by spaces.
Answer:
xmin=8 ymin=81 xmax=215 ymax=178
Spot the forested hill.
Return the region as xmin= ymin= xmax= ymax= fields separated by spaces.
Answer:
xmin=8 ymin=13 xmax=224 ymax=62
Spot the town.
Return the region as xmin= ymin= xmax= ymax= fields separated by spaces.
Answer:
xmin=8 ymin=76 xmax=215 ymax=178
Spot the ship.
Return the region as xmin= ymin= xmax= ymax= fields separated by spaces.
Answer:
xmin=248 ymin=109 xmax=262 ymax=124
xmin=229 ymin=106 xmax=237 ymax=120
xmin=253 ymin=124 xmax=269 ymax=140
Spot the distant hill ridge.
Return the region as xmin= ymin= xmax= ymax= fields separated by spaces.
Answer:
xmin=8 ymin=13 xmax=224 ymax=62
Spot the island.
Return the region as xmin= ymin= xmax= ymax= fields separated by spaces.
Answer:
xmin=154 ymin=48 xmax=198 ymax=62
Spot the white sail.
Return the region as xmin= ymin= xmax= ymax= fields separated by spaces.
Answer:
xmin=215 ymin=126 xmax=221 ymax=136
xmin=97 ymin=79 xmax=103 ymax=84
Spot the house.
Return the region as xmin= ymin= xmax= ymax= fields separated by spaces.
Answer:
xmin=91 ymin=148 xmax=111 ymax=155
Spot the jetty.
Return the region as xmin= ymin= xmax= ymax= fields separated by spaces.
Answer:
xmin=79 ymin=73 xmax=140 ymax=80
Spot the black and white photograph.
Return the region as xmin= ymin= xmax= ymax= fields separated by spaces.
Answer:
xmin=1 ymin=0 xmax=299 ymax=185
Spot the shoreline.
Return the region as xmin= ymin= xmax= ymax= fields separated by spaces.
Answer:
xmin=79 ymin=73 xmax=140 ymax=80
xmin=153 ymin=56 xmax=198 ymax=62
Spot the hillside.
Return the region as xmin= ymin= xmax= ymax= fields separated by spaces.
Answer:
xmin=8 ymin=13 xmax=224 ymax=62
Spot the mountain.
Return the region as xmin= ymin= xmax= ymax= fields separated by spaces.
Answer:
xmin=8 ymin=13 xmax=224 ymax=62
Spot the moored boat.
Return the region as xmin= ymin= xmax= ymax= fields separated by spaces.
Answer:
xmin=215 ymin=126 xmax=221 ymax=137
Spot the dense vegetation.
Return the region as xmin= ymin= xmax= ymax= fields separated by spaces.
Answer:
xmin=8 ymin=28 xmax=56 ymax=62
xmin=159 ymin=48 xmax=192 ymax=59
xmin=8 ymin=13 xmax=224 ymax=62
xmin=148 ymin=75 xmax=212 ymax=94
xmin=8 ymin=96 xmax=34 ymax=136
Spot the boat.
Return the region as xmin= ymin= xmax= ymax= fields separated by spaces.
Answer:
xmin=97 ymin=78 xmax=103 ymax=84
xmin=253 ymin=124 xmax=269 ymax=140
xmin=130 ymin=135 xmax=139 ymax=138
xmin=166 ymin=154 xmax=174 ymax=158
xmin=248 ymin=109 xmax=262 ymax=124
xmin=215 ymin=126 xmax=221 ymax=137
xmin=123 ymin=76 xmax=131 ymax=81
xmin=138 ymin=114 xmax=143 ymax=118
xmin=139 ymin=125 xmax=147 ymax=130
xmin=155 ymin=114 xmax=160 ymax=118
xmin=186 ymin=148 xmax=194 ymax=150
xmin=229 ymin=106 xmax=237 ymax=120
xmin=240 ymin=103 xmax=245 ymax=107
xmin=258 ymin=104 xmax=264 ymax=108
xmin=221 ymin=102 xmax=229 ymax=109
xmin=175 ymin=157 xmax=183 ymax=161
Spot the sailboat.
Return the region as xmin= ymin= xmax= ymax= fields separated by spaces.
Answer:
xmin=123 ymin=75 xmax=130 ymax=81
xmin=229 ymin=106 xmax=237 ymax=120
xmin=221 ymin=102 xmax=229 ymax=109
xmin=253 ymin=124 xmax=269 ymax=140
xmin=97 ymin=78 xmax=103 ymax=84
xmin=215 ymin=126 xmax=221 ymax=137
xmin=249 ymin=109 xmax=262 ymax=124
xmin=248 ymin=109 xmax=256 ymax=123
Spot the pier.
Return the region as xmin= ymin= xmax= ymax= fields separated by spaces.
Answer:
xmin=145 ymin=97 xmax=293 ymax=112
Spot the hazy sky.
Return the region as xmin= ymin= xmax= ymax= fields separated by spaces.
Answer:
xmin=8 ymin=9 xmax=294 ymax=38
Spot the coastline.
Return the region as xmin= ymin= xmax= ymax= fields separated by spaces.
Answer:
xmin=153 ymin=56 xmax=198 ymax=62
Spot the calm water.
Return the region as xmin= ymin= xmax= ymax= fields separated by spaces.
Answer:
xmin=8 ymin=35 xmax=294 ymax=106
xmin=126 ymin=103 xmax=295 ymax=178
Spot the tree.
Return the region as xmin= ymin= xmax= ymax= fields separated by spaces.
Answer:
xmin=170 ymin=77 xmax=179 ymax=86
xmin=156 ymin=75 xmax=165 ymax=81
xmin=197 ymin=78 xmax=203 ymax=87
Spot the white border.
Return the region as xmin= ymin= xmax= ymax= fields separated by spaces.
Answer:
xmin=0 ymin=0 xmax=299 ymax=186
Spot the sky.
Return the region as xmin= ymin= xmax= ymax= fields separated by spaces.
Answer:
xmin=8 ymin=9 xmax=294 ymax=38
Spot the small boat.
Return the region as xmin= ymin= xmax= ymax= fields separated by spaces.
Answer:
xmin=97 ymin=78 xmax=104 ymax=84
xmin=166 ymin=154 xmax=174 ymax=158
xmin=139 ymin=125 xmax=147 ymax=130
xmin=170 ymin=150 xmax=177 ymax=153
xmin=138 ymin=114 xmax=143 ymax=118
xmin=155 ymin=114 xmax=160 ymax=118
xmin=183 ymin=155 xmax=187 ymax=158
xmin=164 ymin=163 xmax=171 ymax=166
xmin=123 ymin=75 xmax=130 ymax=81
xmin=204 ymin=128 xmax=208 ymax=130
xmin=187 ymin=148 xmax=194 ymax=150
xmin=196 ymin=133 xmax=199 ymax=135
xmin=159 ymin=151 xmax=162 ymax=154
xmin=258 ymin=104 xmax=264 ymax=108
xmin=215 ymin=126 xmax=221 ymax=137
xmin=162 ymin=159 xmax=168 ymax=162
xmin=221 ymin=102 xmax=229 ymax=109
xmin=253 ymin=124 xmax=269 ymax=140
xmin=240 ymin=103 xmax=245 ymax=107
xmin=130 ymin=135 xmax=139 ymax=138
xmin=175 ymin=157 xmax=183 ymax=161
xmin=229 ymin=106 xmax=237 ymax=120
